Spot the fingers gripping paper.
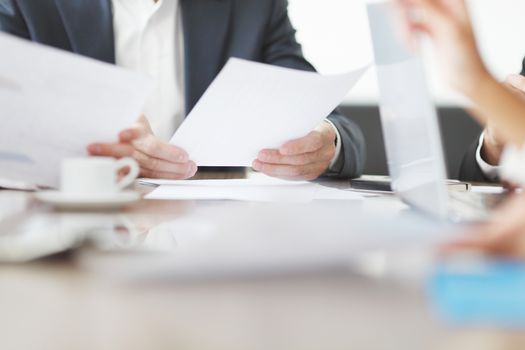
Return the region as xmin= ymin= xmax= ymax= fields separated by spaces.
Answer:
xmin=171 ymin=58 xmax=369 ymax=166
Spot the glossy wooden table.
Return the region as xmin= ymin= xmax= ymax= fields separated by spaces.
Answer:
xmin=0 ymin=174 xmax=523 ymax=350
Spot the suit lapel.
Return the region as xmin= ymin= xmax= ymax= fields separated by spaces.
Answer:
xmin=53 ymin=0 xmax=115 ymax=64
xmin=181 ymin=0 xmax=232 ymax=114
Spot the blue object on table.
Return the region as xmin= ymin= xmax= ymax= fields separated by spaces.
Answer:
xmin=429 ymin=260 xmax=525 ymax=329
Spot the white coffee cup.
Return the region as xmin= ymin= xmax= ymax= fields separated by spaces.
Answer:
xmin=61 ymin=157 xmax=140 ymax=197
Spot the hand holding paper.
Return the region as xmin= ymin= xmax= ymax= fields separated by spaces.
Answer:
xmin=253 ymin=121 xmax=338 ymax=180
xmin=89 ymin=115 xmax=198 ymax=180
xmin=171 ymin=59 xmax=369 ymax=170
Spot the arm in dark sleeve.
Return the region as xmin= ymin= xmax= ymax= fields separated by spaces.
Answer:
xmin=458 ymin=135 xmax=497 ymax=183
xmin=324 ymin=113 xmax=366 ymax=178
xmin=260 ymin=0 xmax=366 ymax=178
xmin=459 ymin=57 xmax=525 ymax=183
xmin=0 ymin=0 xmax=30 ymax=38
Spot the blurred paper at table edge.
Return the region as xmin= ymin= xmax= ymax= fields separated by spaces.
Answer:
xmin=171 ymin=58 xmax=369 ymax=166
xmin=0 ymin=33 xmax=150 ymax=188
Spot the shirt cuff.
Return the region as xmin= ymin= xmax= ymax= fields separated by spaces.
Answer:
xmin=476 ymin=132 xmax=500 ymax=181
xmin=324 ymin=119 xmax=342 ymax=171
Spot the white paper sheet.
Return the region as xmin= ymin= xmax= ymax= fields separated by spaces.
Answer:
xmin=0 ymin=33 xmax=150 ymax=188
xmin=139 ymin=175 xmax=309 ymax=187
xmin=170 ymin=58 xmax=369 ymax=166
xmin=144 ymin=178 xmax=363 ymax=202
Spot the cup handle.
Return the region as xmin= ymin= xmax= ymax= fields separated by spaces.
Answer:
xmin=115 ymin=158 xmax=140 ymax=190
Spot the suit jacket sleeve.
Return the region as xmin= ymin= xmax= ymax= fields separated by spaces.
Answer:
xmin=0 ymin=1 xmax=30 ymax=38
xmin=459 ymin=57 xmax=525 ymax=183
xmin=260 ymin=0 xmax=366 ymax=178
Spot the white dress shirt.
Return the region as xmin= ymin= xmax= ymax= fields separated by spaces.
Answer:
xmin=111 ymin=0 xmax=341 ymax=168
xmin=476 ymin=132 xmax=525 ymax=186
xmin=475 ymin=132 xmax=501 ymax=181
xmin=112 ymin=0 xmax=185 ymax=142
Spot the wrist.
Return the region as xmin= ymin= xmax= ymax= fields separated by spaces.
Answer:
xmin=321 ymin=120 xmax=337 ymax=143
xmin=481 ymin=138 xmax=504 ymax=166
xmin=322 ymin=120 xmax=342 ymax=171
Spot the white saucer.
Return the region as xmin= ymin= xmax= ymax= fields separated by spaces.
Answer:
xmin=35 ymin=191 xmax=141 ymax=210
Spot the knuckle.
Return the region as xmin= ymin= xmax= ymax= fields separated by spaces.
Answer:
xmin=133 ymin=151 xmax=146 ymax=165
xmin=147 ymin=157 xmax=160 ymax=171
xmin=118 ymin=145 xmax=132 ymax=157
xmin=289 ymin=167 xmax=302 ymax=177
xmin=126 ymin=145 xmax=136 ymax=157
xmin=284 ymin=145 xmax=297 ymax=155
xmin=274 ymin=153 xmax=284 ymax=163
xmin=264 ymin=152 xmax=278 ymax=163
xmin=143 ymin=138 xmax=160 ymax=155
xmin=279 ymin=142 xmax=297 ymax=155
xmin=298 ymin=154 xmax=312 ymax=165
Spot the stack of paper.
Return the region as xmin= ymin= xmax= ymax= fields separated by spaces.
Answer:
xmin=142 ymin=175 xmax=363 ymax=202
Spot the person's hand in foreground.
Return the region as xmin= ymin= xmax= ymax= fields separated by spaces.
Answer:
xmin=442 ymin=194 xmax=525 ymax=258
xmin=394 ymin=0 xmax=487 ymax=95
xmin=482 ymin=75 xmax=525 ymax=165
xmin=395 ymin=0 xmax=525 ymax=147
xmin=253 ymin=121 xmax=337 ymax=181
xmin=88 ymin=115 xmax=198 ymax=179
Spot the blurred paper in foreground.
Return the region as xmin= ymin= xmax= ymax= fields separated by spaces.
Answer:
xmin=0 ymin=33 xmax=149 ymax=188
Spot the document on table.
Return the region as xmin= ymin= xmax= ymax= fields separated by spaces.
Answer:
xmin=171 ymin=58 xmax=369 ymax=166
xmin=0 ymin=33 xmax=149 ymax=188
xmin=144 ymin=176 xmax=364 ymax=202
xmin=139 ymin=175 xmax=309 ymax=187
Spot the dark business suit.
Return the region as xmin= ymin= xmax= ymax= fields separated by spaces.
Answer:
xmin=459 ymin=57 xmax=525 ymax=182
xmin=0 ymin=0 xmax=366 ymax=178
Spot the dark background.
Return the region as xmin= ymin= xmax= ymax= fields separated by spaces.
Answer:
xmin=340 ymin=105 xmax=483 ymax=179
